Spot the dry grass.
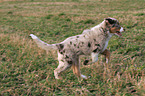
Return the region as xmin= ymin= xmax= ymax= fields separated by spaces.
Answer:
xmin=0 ymin=0 xmax=145 ymax=95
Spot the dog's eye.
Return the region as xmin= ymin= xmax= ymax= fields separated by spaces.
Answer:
xmin=116 ymin=25 xmax=121 ymax=28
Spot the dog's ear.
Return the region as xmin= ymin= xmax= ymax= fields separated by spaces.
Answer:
xmin=105 ymin=18 xmax=115 ymax=25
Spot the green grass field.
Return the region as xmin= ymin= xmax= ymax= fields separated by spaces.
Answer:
xmin=0 ymin=0 xmax=145 ymax=95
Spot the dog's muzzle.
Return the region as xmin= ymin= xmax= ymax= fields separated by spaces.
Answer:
xmin=115 ymin=27 xmax=125 ymax=37
xmin=120 ymin=27 xmax=125 ymax=32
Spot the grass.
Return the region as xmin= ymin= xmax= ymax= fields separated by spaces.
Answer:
xmin=0 ymin=0 xmax=145 ymax=95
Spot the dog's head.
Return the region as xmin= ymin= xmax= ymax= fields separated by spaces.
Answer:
xmin=105 ymin=17 xmax=125 ymax=37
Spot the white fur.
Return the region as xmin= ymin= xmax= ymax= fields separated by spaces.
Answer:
xmin=106 ymin=58 xmax=109 ymax=64
xmin=102 ymin=32 xmax=113 ymax=52
xmin=30 ymin=34 xmax=57 ymax=50
xmin=91 ymin=53 xmax=99 ymax=63
xmin=81 ymin=74 xmax=87 ymax=79
xmin=91 ymin=20 xmax=106 ymax=31
xmin=120 ymin=27 xmax=124 ymax=32
xmin=30 ymin=34 xmax=38 ymax=39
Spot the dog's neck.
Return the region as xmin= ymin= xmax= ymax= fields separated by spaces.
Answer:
xmin=91 ymin=20 xmax=113 ymax=37
xmin=91 ymin=20 xmax=110 ymax=31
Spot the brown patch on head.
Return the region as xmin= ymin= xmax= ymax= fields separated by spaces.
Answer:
xmin=109 ymin=23 xmax=122 ymax=36
xmin=110 ymin=26 xmax=121 ymax=33
xmin=105 ymin=18 xmax=124 ymax=36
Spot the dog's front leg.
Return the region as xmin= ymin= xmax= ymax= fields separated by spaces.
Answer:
xmin=101 ymin=49 xmax=110 ymax=63
xmin=83 ymin=53 xmax=99 ymax=65
xmin=91 ymin=53 xmax=99 ymax=63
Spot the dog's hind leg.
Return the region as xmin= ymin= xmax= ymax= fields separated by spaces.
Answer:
xmin=54 ymin=52 xmax=72 ymax=79
xmin=54 ymin=60 xmax=72 ymax=79
xmin=72 ymin=58 xmax=87 ymax=79
xmin=72 ymin=58 xmax=80 ymax=78
xmin=101 ymin=49 xmax=110 ymax=63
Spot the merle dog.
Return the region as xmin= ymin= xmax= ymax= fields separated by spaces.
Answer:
xmin=30 ymin=17 xmax=125 ymax=79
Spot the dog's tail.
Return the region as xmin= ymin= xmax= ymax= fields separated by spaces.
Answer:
xmin=30 ymin=34 xmax=58 ymax=50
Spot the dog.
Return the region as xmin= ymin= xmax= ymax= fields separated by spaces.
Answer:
xmin=30 ymin=17 xmax=125 ymax=79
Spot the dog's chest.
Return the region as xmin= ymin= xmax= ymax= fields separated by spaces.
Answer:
xmin=102 ymin=33 xmax=113 ymax=52
xmin=102 ymin=39 xmax=109 ymax=52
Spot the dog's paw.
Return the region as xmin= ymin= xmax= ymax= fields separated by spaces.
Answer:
xmin=81 ymin=74 xmax=87 ymax=79
xmin=30 ymin=34 xmax=38 ymax=39
xmin=83 ymin=60 xmax=89 ymax=65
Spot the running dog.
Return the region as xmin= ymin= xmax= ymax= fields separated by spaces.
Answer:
xmin=30 ymin=17 xmax=125 ymax=79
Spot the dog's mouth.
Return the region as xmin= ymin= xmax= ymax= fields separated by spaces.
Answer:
xmin=115 ymin=31 xmax=122 ymax=37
